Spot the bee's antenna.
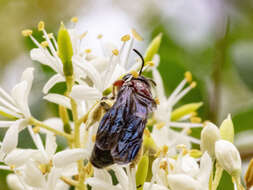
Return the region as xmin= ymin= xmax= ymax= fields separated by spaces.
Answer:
xmin=133 ymin=49 xmax=145 ymax=75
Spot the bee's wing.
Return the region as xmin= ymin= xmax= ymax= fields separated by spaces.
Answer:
xmin=95 ymin=87 xmax=133 ymax=150
xmin=111 ymin=114 xmax=147 ymax=164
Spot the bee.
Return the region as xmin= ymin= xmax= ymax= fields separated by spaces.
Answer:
xmin=90 ymin=49 xmax=156 ymax=168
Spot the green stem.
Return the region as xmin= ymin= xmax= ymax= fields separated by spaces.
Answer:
xmin=212 ymin=162 xmax=224 ymax=190
xmin=29 ymin=117 xmax=73 ymax=140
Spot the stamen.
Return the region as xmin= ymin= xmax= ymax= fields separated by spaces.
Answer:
xmin=176 ymin=144 xmax=186 ymax=150
xmin=130 ymin=70 xmax=139 ymax=78
xmin=167 ymin=79 xmax=187 ymax=105
xmin=168 ymin=122 xmax=203 ymax=128
xmin=32 ymin=126 xmax=40 ymax=133
xmin=190 ymin=116 xmax=202 ymax=123
xmin=121 ymin=34 xmax=131 ymax=42
xmin=97 ymin=34 xmax=103 ymax=39
xmin=131 ymin=28 xmax=143 ymax=41
xmin=159 ymin=161 xmax=168 ymax=174
xmin=80 ymin=31 xmax=88 ymax=39
xmin=10 ymin=165 xmax=15 ymax=170
xmin=190 ymin=81 xmax=197 ymax=88
xmin=155 ymin=98 xmax=160 ymax=105
xmin=38 ymin=21 xmax=45 ymax=31
xmin=43 ymin=33 xmax=53 ymax=39
xmin=41 ymin=41 xmax=49 ymax=48
xmin=146 ymin=61 xmax=155 ymax=67
xmin=85 ymin=49 xmax=92 ymax=54
xmin=171 ymin=85 xmax=192 ymax=106
xmin=184 ymin=71 xmax=192 ymax=83
xmin=162 ymin=145 xmax=169 ymax=155
xmin=92 ymin=135 xmax=96 ymax=142
xmin=21 ymin=29 xmax=33 ymax=37
xmin=71 ymin=17 xmax=78 ymax=23
xmin=112 ymin=49 xmax=119 ymax=56
xmin=155 ymin=122 xmax=165 ymax=130
xmin=187 ymin=128 xmax=192 ymax=135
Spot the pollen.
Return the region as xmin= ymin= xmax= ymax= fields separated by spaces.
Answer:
xmin=184 ymin=71 xmax=192 ymax=83
xmin=71 ymin=16 xmax=78 ymax=23
xmin=162 ymin=145 xmax=169 ymax=155
xmin=155 ymin=122 xmax=165 ymax=130
xmin=32 ymin=126 xmax=40 ymax=133
xmin=112 ymin=49 xmax=119 ymax=56
xmin=169 ymin=162 xmax=174 ymax=171
xmin=159 ymin=161 xmax=168 ymax=174
xmin=144 ymin=128 xmax=151 ymax=137
xmin=97 ymin=34 xmax=103 ymax=39
xmin=190 ymin=81 xmax=197 ymax=88
xmin=131 ymin=28 xmax=143 ymax=41
xmin=130 ymin=70 xmax=139 ymax=78
xmin=85 ymin=49 xmax=92 ymax=54
xmin=43 ymin=33 xmax=54 ymax=39
xmin=182 ymin=148 xmax=188 ymax=155
xmin=189 ymin=149 xmax=202 ymax=158
xmin=80 ymin=31 xmax=88 ymax=39
xmin=121 ymin=34 xmax=131 ymax=42
xmin=41 ymin=41 xmax=49 ymax=48
xmin=92 ymin=135 xmax=96 ymax=142
xmin=38 ymin=21 xmax=45 ymax=31
xmin=176 ymin=144 xmax=186 ymax=150
xmin=39 ymin=164 xmax=47 ymax=174
xmin=21 ymin=29 xmax=33 ymax=37
xmin=187 ymin=128 xmax=192 ymax=135
xmin=10 ymin=165 xmax=15 ymax=170
xmin=190 ymin=116 xmax=202 ymax=123
xmin=146 ymin=61 xmax=155 ymax=67
xmin=155 ymin=98 xmax=160 ymax=105
xmin=191 ymin=112 xmax=197 ymax=117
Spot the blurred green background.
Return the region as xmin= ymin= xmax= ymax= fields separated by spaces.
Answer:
xmin=0 ymin=0 xmax=253 ymax=189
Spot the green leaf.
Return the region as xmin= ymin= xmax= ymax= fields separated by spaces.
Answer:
xmin=57 ymin=23 xmax=73 ymax=77
xmin=144 ymin=33 xmax=162 ymax=63
xmin=136 ymin=154 xmax=149 ymax=190
xmin=220 ymin=114 xmax=234 ymax=143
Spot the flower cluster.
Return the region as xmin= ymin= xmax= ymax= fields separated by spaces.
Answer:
xmin=0 ymin=18 xmax=248 ymax=190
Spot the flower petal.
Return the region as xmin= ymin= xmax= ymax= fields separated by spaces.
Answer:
xmin=30 ymin=48 xmax=61 ymax=73
xmin=70 ymin=84 xmax=102 ymax=101
xmin=167 ymin=174 xmax=200 ymax=190
xmin=11 ymin=81 xmax=30 ymax=118
xmin=7 ymin=174 xmax=25 ymax=190
xmin=197 ymin=152 xmax=212 ymax=186
xmin=0 ymin=105 xmax=22 ymax=119
xmin=53 ymin=149 xmax=89 ymax=168
xmin=21 ymin=67 xmax=34 ymax=96
xmin=23 ymin=161 xmax=46 ymax=188
xmin=73 ymin=58 xmax=103 ymax=90
xmin=0 ymin=121 xmax=16 ymax=128
xmin=43 ymin=93 xmax=71 ymax=109
xmin=43 ymin=74 xmax=65 ymax=94
xmin=0 ymin=120 xmax=21 ymax=154
xmin=152 ymin=68 xmax=166 ymax=102
xmin=85 ymin=177 xmax=121 ymax=190
xmin=4 ymin=149 xmax=36 ymax=167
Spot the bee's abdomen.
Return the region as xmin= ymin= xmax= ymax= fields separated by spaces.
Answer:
xmin=90 ymin=144 xmax=114 ymax=168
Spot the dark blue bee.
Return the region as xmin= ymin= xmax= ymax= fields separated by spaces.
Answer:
xmin=90 ymin=49 xmax=156 ymax=168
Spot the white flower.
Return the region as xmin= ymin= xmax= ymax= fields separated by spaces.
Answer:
xmin=215 ymin=140 xmax=242 ymax=177
xmin=0 ymin=68 xmax=34 ymax=159
xmin=151 ymin=152 xmax=212 ymax=190
xmin=151 ymin=68 xmax=202 ymax=151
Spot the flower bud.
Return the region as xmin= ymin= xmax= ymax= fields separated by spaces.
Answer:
xmin=215 ymin=140 xmax=241 ymax=177
xmin=57 ymin=23 xmax=73 ymax=77
xmin=219 ymin=114 xmax=234 ymax=143
xmin=167 ymin=174 xmax=201 ymax=190
xmin=136 ymin=154 xmax=149 ymax=190
xmin=200 ymin=122 xmax=220 ymax=159
xmin=245 ymin=158 xmax=253 ymax=189
xmin=144 ymin=33 xmax=162 ymax=63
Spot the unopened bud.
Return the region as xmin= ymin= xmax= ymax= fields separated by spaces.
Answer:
xmin=220 ymin=114 xmax=234 ymax=143
xmin=200 ymin=122 xmax=220 ymax=159
xmin=57 ymin=23 xmax=73 ymax=77
xmin=215 ymin=140 xmax=241 ymax=177
xmin=136 ymin=154 xmax=149 ymax=190
xmin=144 ymin=33 xmax=162 ymax=63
